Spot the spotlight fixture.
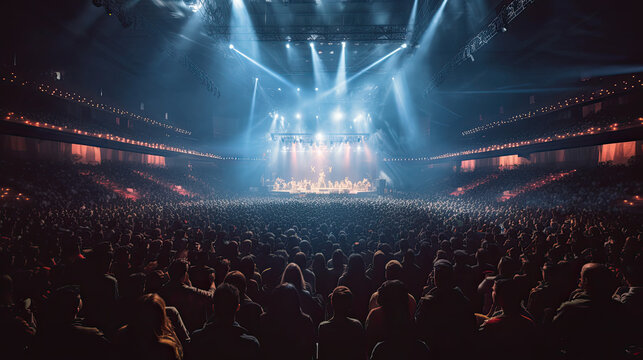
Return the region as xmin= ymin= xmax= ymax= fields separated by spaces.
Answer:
xmin=295 ymin=113 xmax=301 ymax=120
xmin=277 ymin=88 xmax=282 ymax=91
xmin=309 ymin=42 xmax=314 ymax=48
xmin=315 ymin=87 xmax=319 ymax=91
xmin=401 ymin=43 xmax=408 ymax=49
xmin=296 ymin=88 xmax=301 ymax=92
xmin=285 ymin=43 xmax=290 ymax=49
xmin=341 ymin=41 xmax=346 ymax=47
xmin=229 ymin=44 xmax=234 ymax=49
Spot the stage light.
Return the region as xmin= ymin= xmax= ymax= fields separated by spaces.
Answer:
xmin=341 ymin=41 xmax=346 ymax=47
xmin=184 ymin=0 xmax=203 ymax=13
xmin=277 ymin=88 xmax=282 ymax=91
xmin=297 ymin=88 xmax=301 ymax=92
xmin=285 ymin=43 xmax=290 ymax=49
xmin=315 ymin=87 xmax=319 ymax=91
xmin=309 ymin=42 xmax=314 ymax=48
xmin=392 ymin=77 xmax=395 ymax=80
xmin=315 ymin=133 xmax=325 ymax=141
xmin=229 ymin=44 xmax=234 ymax=49
xmin=332 ymin=109 xmax=344 ymax=121
xmin=401 ymin=43 xmax=408 ymax=48
xmin=295 ymin=113 xmax=301 ymax=119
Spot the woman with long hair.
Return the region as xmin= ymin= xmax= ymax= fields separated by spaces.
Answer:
xmin=281 ymin=263 xmax=324 ymax=329
xmin=259 ymin=283 xmax=316 ymax=360
xmin=116 ymin=293 xmax=183 ymax=360
xmin=338 ymin=254 xmax=374 ymax=322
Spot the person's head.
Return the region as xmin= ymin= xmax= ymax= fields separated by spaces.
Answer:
xmin=281 ymin=262 xmax=306 ymax=291
xmin=293 ymin=252 xmax=307 ymax=271
xmin=213 ymin=283 xmax=240 ymax=325
xmin=134 ymin=293 xmax=182 ymax=358
xmin=239 ymin=255 xmax=256 ymax=278
xmin=433 ymin=259 xmax=454 ymax=289
xmin=376 ymin=280 xmax=411 ymax=331
xmin=398 ymin=239 xmax=409 ymax=253
xmin=224 ymin=270 xmax=247 ymax=295
xmin=377 ymin=280 xmax=408 ymax=310
xmin=270 ymin=283 xmax=303 ymax=317
xmin=492 ymin=278 xmax=521 ymax=315
xmin=385 ymin=260 xmax=403 ymax=281
xmin=346 ymin=253 xmax=365 ymax=277
xmin=331 ymin=249 xmax=346 ymax=269
xmin=312 ymin=253 xmax=327 ymax=273
xmin=330 ymin=286 xmax=353 ymax=318
xmin=240 ymin=239 xmax=253 ymax=255
xmin=580 ymin=263 xmax=616 ymax=299
xmin=168 ymin=259 xmax=189 ymax=284
xmin=372 ymin=250 xmax=387 ymax=272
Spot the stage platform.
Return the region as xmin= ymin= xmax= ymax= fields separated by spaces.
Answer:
xmin=270 ymin=189 xmax=376 ymax=195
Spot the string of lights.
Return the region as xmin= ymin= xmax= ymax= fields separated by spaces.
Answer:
xmin=462 ymin=76 xmax=642 ymax=136
xmin=384 ymin=118 xmax=643 ymax=162
xmin=2 ymin=111 xmax=231 ymax=160
xmin=1 ymin=72 xmax=192 ymax=135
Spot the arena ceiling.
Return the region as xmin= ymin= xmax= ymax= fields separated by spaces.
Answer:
xmin=1 ymin=0 xmax=641 ymax=145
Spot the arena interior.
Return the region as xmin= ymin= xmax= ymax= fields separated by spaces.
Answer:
xmin=1 ymin=1 xmax=642 ymax=359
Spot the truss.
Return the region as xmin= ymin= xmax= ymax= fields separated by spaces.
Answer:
xmin=203 ymin=24 xmax=409 ymax=42
xmin=424 ymin=0 xmax=536 ymax=95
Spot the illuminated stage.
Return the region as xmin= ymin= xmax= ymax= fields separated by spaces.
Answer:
xmin=271 ymin=174 xmax=375 ymax=195
xmin=266 ymin=133 xmax=378 ymax=195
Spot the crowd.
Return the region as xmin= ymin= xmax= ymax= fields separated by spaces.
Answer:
xmin=0 ymin=157 xmax=642 ymax=360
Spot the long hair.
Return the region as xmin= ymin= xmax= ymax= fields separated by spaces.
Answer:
xmin=281 ymin=263 xmax=306 ymax=291
xmin=131 ymin=293 xmax=183 ymax=359
xmin=269 ymin=283 xmax=304 ymax=319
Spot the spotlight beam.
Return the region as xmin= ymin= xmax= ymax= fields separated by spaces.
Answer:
xmin=232 ymin=47 xmax=295 ymax=88
xmin=248 ymin=77 xmax=259 ymax=128
xmin=317 ymin=46 xmax=404 ymax=102
xmin=311 ymin=42 xmax=327 ymax=91
xmin=335 ymin=41 xmax=347 ymax=96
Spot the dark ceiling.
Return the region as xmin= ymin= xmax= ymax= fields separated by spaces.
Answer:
xmin=1 ymin=0 xmax=641 ymax=149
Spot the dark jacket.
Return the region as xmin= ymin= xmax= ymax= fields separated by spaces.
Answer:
xmin=159 ymin=281 xmax=214 ymax=332
xmin=188 ymin=321 xmax=259 ymax=360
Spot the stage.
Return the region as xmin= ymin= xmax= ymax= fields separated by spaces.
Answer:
xmin=270 ymin=188 xmax=376 ymax=195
